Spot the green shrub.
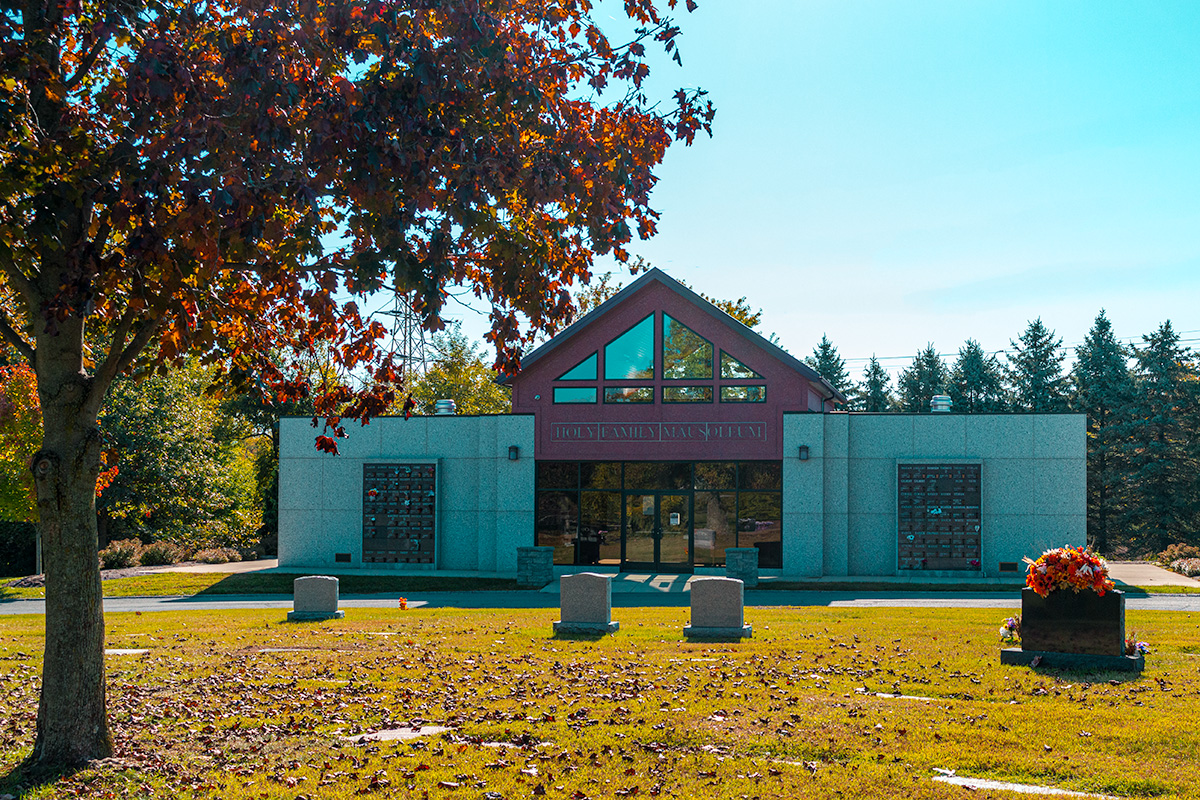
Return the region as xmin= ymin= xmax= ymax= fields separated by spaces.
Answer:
xmin=139 ymin=541 xmax=185 ymax=566
xmin=1158 ymin=543 xmax=1200 ymax=564
xmin=194 ymin=547 xmax=241 ymax=564
xmin=99 ymin=539 xmax=142 ymax=570
xmin=0 ymin=521 xmax=36 ymax=575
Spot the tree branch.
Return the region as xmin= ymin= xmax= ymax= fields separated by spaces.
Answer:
xmin=83 ymin=311 xmax=166 ymax=419
xmin=0 ymin=244 xmax=39 ymax=309
xmin=64 ymin=35 xmax=111 ymax=90
xmin=0 ymin=310 xmax=34 ymax=365
xmin=89 ymin=306 xmax=137 ymax=393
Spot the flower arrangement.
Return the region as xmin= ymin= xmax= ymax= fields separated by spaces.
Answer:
xmin=1125 ymin=637 xmax=1150 ymax=657
xmin=1169 ymin=558 xmax=1200 ymax=578
xmin=999 ymin=615 xmax=1021 ymax=643
xmin=1023 ymin=545 xmax=1114 ymax=597
xmin=398 ymin=597 xmax=408 ymax=610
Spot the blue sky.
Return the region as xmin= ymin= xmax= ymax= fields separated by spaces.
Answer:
xmin=445 ymin=0 xmax=1200 ymax=379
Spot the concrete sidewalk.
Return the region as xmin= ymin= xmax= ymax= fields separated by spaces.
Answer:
xmin=4 ymin=589 xmax=1200 ymax=616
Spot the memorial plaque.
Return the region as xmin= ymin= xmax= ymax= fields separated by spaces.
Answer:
xmin=897 ymin=463 xmax=980 ymax=571
xmin=362 ymin=464 xmax=436 ymax=565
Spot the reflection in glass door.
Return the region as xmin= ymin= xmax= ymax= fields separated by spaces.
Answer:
xmin=622 ymin=493 xmax=692 ymax=571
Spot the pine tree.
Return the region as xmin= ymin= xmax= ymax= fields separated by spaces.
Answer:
xmin=853 ymin=356 xmax=895 ymax=412
xmin=898 ymin=344 xmax=949 ymax=412
xmin=947 ymin=340 xmax=1007 ymax=412
xmin=805 ymin=335 xmax=851 ymax=398
xmin=1122 ymin=321 xmax=1200 ymax=553
xmin=1070 ymin=310 xmax=1135 ymax=555
xmin=1007 ymin=318 xmax=1067 ymax=411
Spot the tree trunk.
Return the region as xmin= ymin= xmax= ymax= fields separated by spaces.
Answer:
xmin=29 ymin=316 xmax=113 ymax=766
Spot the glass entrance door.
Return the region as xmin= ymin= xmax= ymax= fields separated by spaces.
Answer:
xmin=622 ymin=493 xmax=692 ymax=572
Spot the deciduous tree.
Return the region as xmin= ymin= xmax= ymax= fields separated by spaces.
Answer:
xmin=409 ymin=323 xmax=511 ymax=415
xmin=1 ymin=0 xmax=711 ymax=765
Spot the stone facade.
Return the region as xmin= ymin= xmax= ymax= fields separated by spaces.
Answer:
xmin=278 ymin=414 xmax=534 ymax=572
xmin=782 ymin=413 xmax=1086 ymax=578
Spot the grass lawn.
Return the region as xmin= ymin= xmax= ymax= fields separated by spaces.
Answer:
xmin=2 ymin=606 xmax=1199 ymax=799
xmin=0 ymin=572 xmax=523 ymax=600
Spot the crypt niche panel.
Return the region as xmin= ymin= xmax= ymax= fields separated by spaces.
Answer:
xmin=363 ymin=464 xmax=436 ymax=565
xmin=897 ymin=463 xmax=981 ymax=571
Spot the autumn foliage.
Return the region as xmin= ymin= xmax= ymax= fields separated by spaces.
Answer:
xmin=2 ymin=0 xmax=712 ymax=765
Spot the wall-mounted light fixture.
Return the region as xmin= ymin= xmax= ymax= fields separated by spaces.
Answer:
xmin=798 ymin=445 xmax=810 ymax=461
xmin=508 ymin=445 xmax=520 ymax=461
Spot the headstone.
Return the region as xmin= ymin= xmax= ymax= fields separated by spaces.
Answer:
xmin=1019 ymin=588 xmax=1124 ymax=655
xmin=684 ymin=577 xmax=751 ymax=639
xmin=554 ymin=572 xmax=619 ymax=634
xmin=287 ymin=575 xmax=345 ymax=621
xmin=724 ymin=547 xmax=759 ymax=587
xmin=517 ymin=546 xmax=555 ymax=588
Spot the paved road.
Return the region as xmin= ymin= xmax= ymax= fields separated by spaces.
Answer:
xmin=3 ymin=591 xmax=1200 ymax=615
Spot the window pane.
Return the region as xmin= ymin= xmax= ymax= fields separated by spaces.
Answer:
xmin=624 ymin=462 xmax=691 ymax=491
xmin=557 ymin=353 xmax=597 ymax=380
xmin=580 ymin=491 xmax=622 ymax=565
xmin=720 ymin=385 xmax=766 ymax=403
xmin=662 ymin=385 xmax=713 ymax=403
xmin=580 ymin=462 xmax=622 ymax=490
xmin=694 ymin=462 xmax=737 ymax=490
xmin=604 ymin=386 xmax=653 ymax=403
xmin=604 ymin=314 xmax=655 ymax=379
xmin=739 ymin=461 xmax=782 ymax=490
xmin=536 ymin=491 xmax=579 ymax=565
xmin=537 ymin=461 xmax=578 ymax=490
xmin=662 ymin=315 xmax=712 ymax=379
xmin=720 ymin=352 xmax=762 ymax=379
xmin=737 ymin=491 xmax=782 ymax=568
xmin=553 ymin=386 xmax=597 ymax=404
xmin=694 ymin=491 xmax=736 ymax=567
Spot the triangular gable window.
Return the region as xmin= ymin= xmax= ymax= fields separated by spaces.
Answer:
xmin=662 ymin=315 xmax=712 ymax=379
xmin=557 ymin=353 xmax=597 ymax=381
xmin=604 ymin=314 xmax=655 ymax=380
xmin=720 ymin=351 xmax=762 ymax=379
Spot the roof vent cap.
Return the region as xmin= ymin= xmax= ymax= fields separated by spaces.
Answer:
xmin=930 ymin=395 xmax=953 ymax=413
xmin=433 ymin=398 xmax=458 ymax=416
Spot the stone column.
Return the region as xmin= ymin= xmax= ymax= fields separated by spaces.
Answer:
xmin=724 ymin=547 xmax=759 ymax=587
xmin=517 ymin=546 xmax=555 ymax=588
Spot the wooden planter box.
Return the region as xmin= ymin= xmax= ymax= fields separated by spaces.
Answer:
xmin=1001 ymin=587 xmax=1143 ymax=672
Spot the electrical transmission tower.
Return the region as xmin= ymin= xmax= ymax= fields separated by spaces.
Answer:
xmin=382 ymin=292 xmax=428 ymax=379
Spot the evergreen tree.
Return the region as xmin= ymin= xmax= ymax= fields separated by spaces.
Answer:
xmin=1122 ymin=321 xmax=1200 ymax=553
xmin=898 ymin=344 xmax=949 ymax=412
xmin=947 ymin=340 xmax=1007 ymax=412
xmin=805 ymin=335 xmax=852 ymax=398
xmin=853 ymin=356 xmax=895 ymax=412
xmin=1007 ymin=318 xmax=1068 ymax=411
xmin=1070 ymin=310 xmax=1135 ymax=555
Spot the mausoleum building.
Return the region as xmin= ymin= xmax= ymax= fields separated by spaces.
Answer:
xmin=277 ymin=269 xmax=1085 ymax=579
